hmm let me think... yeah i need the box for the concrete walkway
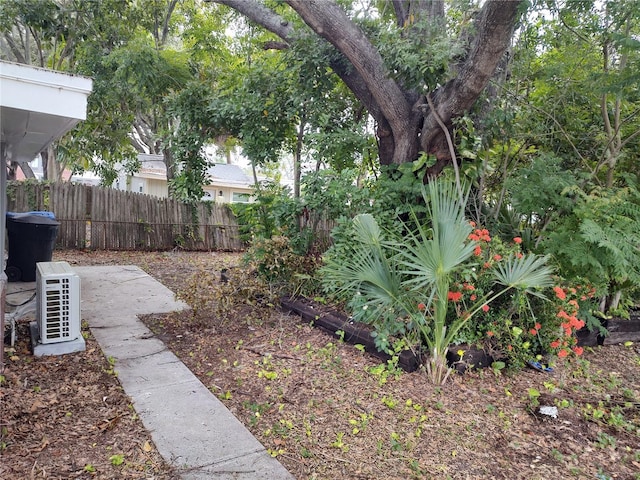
[75,265,294,480]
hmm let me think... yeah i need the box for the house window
[232,192,250,203]
[139,185,143,193]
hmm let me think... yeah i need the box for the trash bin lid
[7,213,60,225]
[7,211,56,220]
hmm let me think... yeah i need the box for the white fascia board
[0,61,93,120]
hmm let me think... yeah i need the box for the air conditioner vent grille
[36,262,80,344]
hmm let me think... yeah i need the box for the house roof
[206,164,252,185]
[134,154,253,187]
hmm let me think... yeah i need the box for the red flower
[469,221,476,228]
[557,349,569,358]
[513,237,522,244]
[486,331,494,337]
[529,328,538,335]
[447,291,463,302]
[516,252,523,259]
[572,346,584,356]
[418,303,426,311]
[550,340,561,348]
[463,283,475,291]
[553,286,566,300]
[493,254,502,261]
[470,294,477,301]
[534,322,541,330]
[474,245,482,256]
[482,304,490,312]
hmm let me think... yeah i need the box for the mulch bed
[2,322,178,479]
[3,249,640,480]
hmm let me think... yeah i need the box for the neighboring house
[201,162,254,203]
[114,153,255,203]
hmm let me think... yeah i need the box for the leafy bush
[321,179,555,384]
[231,180,300,245]
[451,228,598,368]
[243,235,323,298]
[506,157,640,313]
[175,266,277,327]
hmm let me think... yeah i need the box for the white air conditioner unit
[36,261,81,344]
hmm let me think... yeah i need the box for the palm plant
[321,178,555,384]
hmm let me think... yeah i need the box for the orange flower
[572,346,584,356]
[469,221,476,228]
[513,237,522,244]
[493,254,502,261]
[553,286,566,300]
[550,340,561,348]
[482,304,489,312]
[470,294,477,301]
[529,328,538,335]
[535,322,541,330]
[418,303,426,311]
[557,349,569,358]
[474,245,482,256]
[516,252,523,259]
[447,291,463,302]
[486,331,494,337]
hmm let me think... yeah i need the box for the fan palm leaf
[492,254,554,298]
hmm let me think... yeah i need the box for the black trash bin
[5,212,60,282]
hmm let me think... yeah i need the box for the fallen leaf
[40,436,50,450]
[142,441,153,452]
[30,399,46,413]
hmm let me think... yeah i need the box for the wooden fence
[6,182,244,251]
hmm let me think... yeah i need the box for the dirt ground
[2,250,640,480]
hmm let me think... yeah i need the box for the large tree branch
[208,0,388,146]
[211,0,294,41]
[422,1,523,160]
[285,0,417,163]
[3,33,26,63]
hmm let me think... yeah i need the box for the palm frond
[394,179,475,289]
[352,213,384,248]
[492,254,554,298]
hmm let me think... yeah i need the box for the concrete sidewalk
[75,265,294,480]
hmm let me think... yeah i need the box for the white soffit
[0,61,93,162]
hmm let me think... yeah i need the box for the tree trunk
[9,160,36,180]
[293,111,306,199]
[41,145,61,182]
